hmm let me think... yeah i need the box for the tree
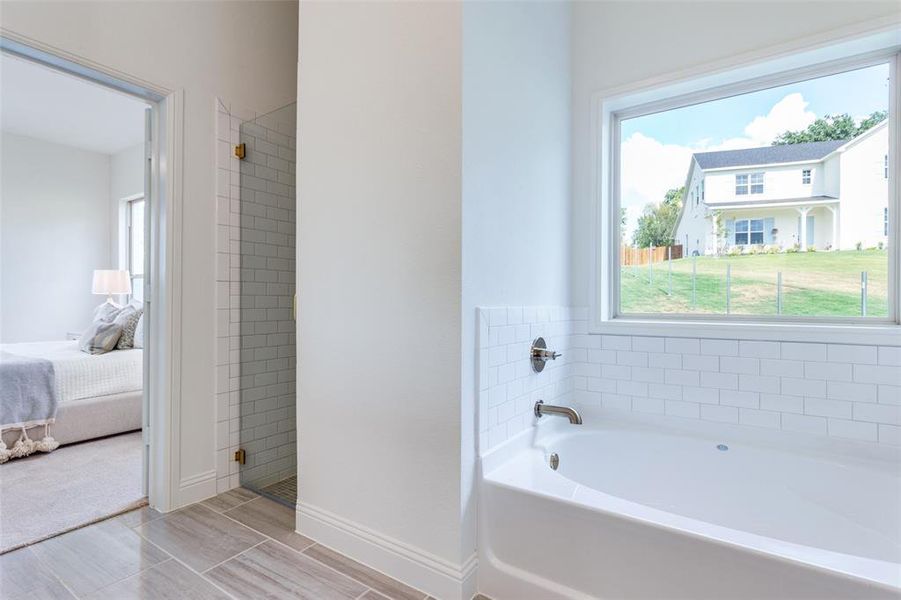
[632,187,683,248]
[772,111,886,145]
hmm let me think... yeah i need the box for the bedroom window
[127,198,145,303]
[598,46,899,341]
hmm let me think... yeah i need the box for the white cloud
[621,93,817,238]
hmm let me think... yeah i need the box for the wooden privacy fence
[621,244,683,266]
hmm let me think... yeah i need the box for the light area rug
[0,431,144,553]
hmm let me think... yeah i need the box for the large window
[127,197,145,303]
[604,49,898,336]
[735,219,765,245]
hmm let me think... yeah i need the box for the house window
[603,49,897,335]
[126,198,145,303]
[750,172,764,194]
[734,219,764,245]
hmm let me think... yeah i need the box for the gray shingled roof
[693,140,846,169]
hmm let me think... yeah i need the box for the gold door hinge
[234,143,246,160]
[234,448,246,465]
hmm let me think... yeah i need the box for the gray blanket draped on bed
[0,351,60,463]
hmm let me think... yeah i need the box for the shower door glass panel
[237,103,297,506]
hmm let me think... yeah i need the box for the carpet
[0,431,144,553]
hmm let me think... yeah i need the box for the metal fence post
[725,264,731,315]
[691,255,697,309]
[667,246,672,296]
[776,272,782,315]
[861,271,868,316]
[648,246,654,285]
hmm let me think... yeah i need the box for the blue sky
[622,63,889,146]
[619,63,890,237]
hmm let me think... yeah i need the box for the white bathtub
[478,409,901,599]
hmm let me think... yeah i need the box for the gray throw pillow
[133,313,145,349]
[79,320,123,355]
[117,307,144,349]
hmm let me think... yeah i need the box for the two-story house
[673,120,888,256]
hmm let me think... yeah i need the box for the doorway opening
[0,44,163,552]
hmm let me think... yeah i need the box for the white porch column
[797,206,811,251]
[825,205,839,250]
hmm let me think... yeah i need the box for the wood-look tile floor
[0,489,448,600]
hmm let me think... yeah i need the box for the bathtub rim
[480,409,901,592]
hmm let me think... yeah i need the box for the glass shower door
[236,103,297,506]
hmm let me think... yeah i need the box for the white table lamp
[92,269,131,307]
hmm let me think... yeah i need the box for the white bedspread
[0,341,141,404]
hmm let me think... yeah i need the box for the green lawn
[621,249,888,317]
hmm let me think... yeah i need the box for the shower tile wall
[238,104,297,491]
[476,306,901,455]
[214,100,297,493]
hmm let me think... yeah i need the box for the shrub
[786,244,800,253]
[727,245,743,256]
[855,241,863,250]
[764,244,779,254]
[807,246,817,252]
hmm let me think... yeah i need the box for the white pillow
[133,313,144,349]
[79,320,123,354]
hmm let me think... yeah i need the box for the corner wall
[296,2,466,596]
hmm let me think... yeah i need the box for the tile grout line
[215,498,421,600]
[35,524,177,600]
[25,546,82,600]
[201,539,268,574]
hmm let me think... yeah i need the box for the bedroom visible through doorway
[0,50,152,552]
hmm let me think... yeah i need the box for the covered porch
[708,196,840,253]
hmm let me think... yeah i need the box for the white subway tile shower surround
[477,307,577,452]
[477,306,901,454]
[215,100,297,493]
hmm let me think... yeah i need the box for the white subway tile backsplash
[700,339,738,356]
[827,344,877,365]
[739,341,781,359]
[477,306,901,453]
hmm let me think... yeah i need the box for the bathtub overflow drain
[549,453,559,470]
[716,444,729,451]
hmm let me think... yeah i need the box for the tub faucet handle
[531,337,561,373]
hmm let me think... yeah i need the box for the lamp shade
[92,270,132,295]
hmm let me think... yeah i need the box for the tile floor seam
[75,557,175,600]
[300,543,430,600]
[160,552,244,600]
[24,546,81,600]
[201,539,269,575]
[217,502,415,600]
[33,528,174,600]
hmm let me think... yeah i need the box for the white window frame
[750,172,764,194]
[802,168,812,184]
[735,174,749,195]
[734,218,765,246]
[591,34,901,345]
[125,196,145,301]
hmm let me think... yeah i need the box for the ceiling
[1,53,148,154]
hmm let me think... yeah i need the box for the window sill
[591,316,901,346]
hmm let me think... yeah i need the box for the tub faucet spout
[534,400,582,424]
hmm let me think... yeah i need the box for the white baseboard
[297,501,478,600]
[174,469,218,508]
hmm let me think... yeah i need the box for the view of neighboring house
[673,120,888,256]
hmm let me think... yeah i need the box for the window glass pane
[130,199,145,277]
[618,62,890,318]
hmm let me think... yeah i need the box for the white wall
[0,0,298,505]
[571,0,901,306]
[296,0,464,578]
[0,132,112,343]
[462,0,572,563]
[839,124,890,249]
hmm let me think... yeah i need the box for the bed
[0,340,142,450]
